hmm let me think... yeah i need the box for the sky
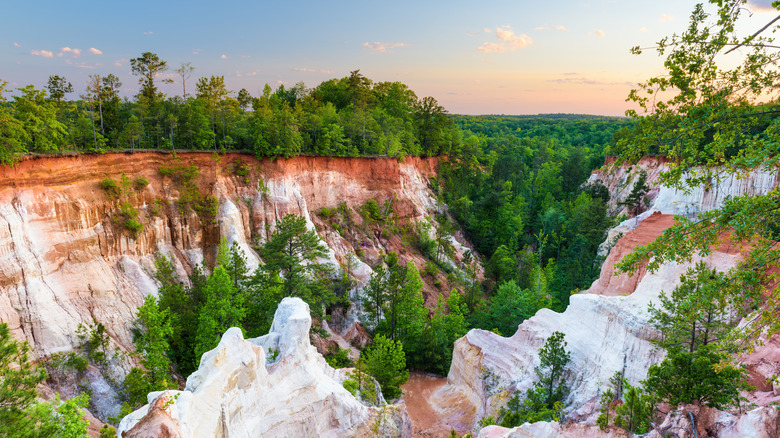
[1,0,777,116]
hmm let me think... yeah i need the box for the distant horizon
[2,1,776,116]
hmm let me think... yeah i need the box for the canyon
[1,152,779,437]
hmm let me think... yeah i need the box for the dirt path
[402,372,466,438]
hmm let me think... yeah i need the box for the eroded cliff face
[0,152,456,423]
[436,157,780,434]
[118,297,412,438]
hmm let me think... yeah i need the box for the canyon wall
[0,152,454,423]
[436,157,780,434]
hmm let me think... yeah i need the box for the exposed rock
[0,152,451,417]
[477,423,630,438]
[648,403,780,438]
[118,297,412,437]
[436,158,780,433]
[121,393,183,438]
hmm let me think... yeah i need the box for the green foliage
[324,346,354,369]
[0,323,90,437]
[194,265,246,360]
[644,345,751,410]
[99,177,121,199]
[75,321,110,369]
[363,334,409,399]
[613,383,653,435]
[614,0,780,354]
[133,176,150,190]
[617,170,649,218]
[500,331,570,427]
[255,214,336,316]
[472,281,537,337]
[343,357,378,405]
[99,425,116,438]
[0,323,48,433]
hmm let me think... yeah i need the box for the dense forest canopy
[0,65,459,164]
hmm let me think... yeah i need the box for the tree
[0,81,28,165]
[500,331,570,427]
[46,75,73,102]
[363,334,409,399]
[130,52,168,102]
[644,345,750,410]
[0,323,47,432]
[132,295,175,398]
[614,0,780,351]
[613,383,653,434]
[194,265,247,360]
[475,281,536,336]
[12,85,67,152]
[648,262,738,353]
[175,62,194,98]
[617,170,649,218]
[257,214,335,312]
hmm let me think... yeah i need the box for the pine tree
[194,265,246,360]
[363,334,409,399]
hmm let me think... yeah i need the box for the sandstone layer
[0,152,450,419]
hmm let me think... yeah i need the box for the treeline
[438,115,631,334]
[0,52,459,165]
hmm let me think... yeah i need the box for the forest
[6,0,780,431]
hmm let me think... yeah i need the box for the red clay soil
[0,151,438,190]
[587,212,677,296]
[402,372,456,438]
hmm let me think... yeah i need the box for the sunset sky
[2,0,777,116]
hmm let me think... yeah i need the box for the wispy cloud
[61,47,82,57]
[293,67,335,74]
[477,42,506,53]
[193,49,201,55]
[659,14,674,22]
[221,54,227,59]
[363,42,408,53]
[478,25,532,53]
[536,25,568,32]
[548,76,633,86]
[13,42,21,48]
[88,47,102,55]
[144,31,154,35]
[30,49,53,58]
[592,29,605,37]
[236,71,258,78]
[240,54,251,59]
[114,58,127,67]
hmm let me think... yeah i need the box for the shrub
[133,176,149,190]
[99,177,120,199]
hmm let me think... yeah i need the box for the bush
[325,346,354,369]
[133,176,149,190]
[99,177,120,199]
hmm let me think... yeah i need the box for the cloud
[496,26,532,48]
[193,49,201,55]
[221,54,227,59]
[61,47,82,57]
[659,14,674,22]
[88,47,102,55]
[484,28,491,33]
[246,71,257,76]
[477,42,506,53]
[478,25,532,53]
[536,25,568,32]
[593,29,605,37]
[240,54,251,58]
[320,69,334,74]
[363,42,407,52]
[30,49,53,58]
[548,76,633,86]
[640,27,648,32]
[144,31,154,35]
[13,42,21,48]
[293,67,317,73]
[114,58,127,67]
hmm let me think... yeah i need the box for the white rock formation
[118,297,412,438]
[436,157,780,432]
